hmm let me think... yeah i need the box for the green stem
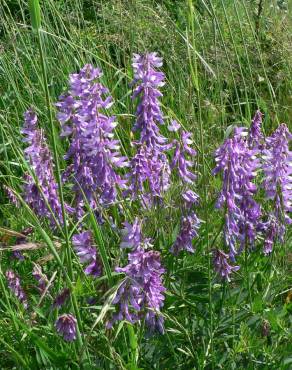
[186,1,213,367]
[127,324,138,369]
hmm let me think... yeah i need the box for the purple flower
[171,131,197,184]
[53,288,70,308]
[262,124,292,221]
[3,185,20,207]
[213,249,240,281]
[55,314,77,341]
[167,120,181,132]
[127,144,171,200]
[108,220,165,333]
[56,64,128,215]
[213,134,261,260]
[5,269,28,308]
[120,218,142,249]
[170,212,200,255]
[127,53,171,202]
[182,190,199,207]
[72,231,102,277]
[32,264,48,293]
[21,109,71,226]
[248,110,264,150]
[132,53,166,148]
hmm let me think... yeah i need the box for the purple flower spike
[170,212,201,255]
[171,131,197,184]
[132,53,166,148]
[261,124,292,250]
[21,109,71,226]
[110,247,166,333]
[248,110,264,150]
[213,249,240,281]
[57,64,128,215]
[127,144,171,200]
[263,124,292,217]
[6,269,28,308]
[72,231,102,277]
[127,53,171,202]
[108,221,166,333]
[55,314,77,342]
[213,134,261,260]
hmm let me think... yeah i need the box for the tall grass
[0,0,291,368]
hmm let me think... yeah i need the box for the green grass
[0,0,291,369]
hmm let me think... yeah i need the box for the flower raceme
[128,53,171,201]
[213,133,261,260]
[108,219,166,333]
[170,212,201,255]
[21,109,70,225]
[56,64,128,216]
[132,52,166,148]
[262,124,292,251]
[6,269,28,309]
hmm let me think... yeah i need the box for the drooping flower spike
[171,130,197,184]
[262,124,292,220]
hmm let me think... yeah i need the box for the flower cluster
[72,230,102,277]
[170,124,200,255]
[108,220,165,333]
[213,134,261,260]
[132,53,166,148]
[126,145,171,201]
[170,213,200,255]
[262,124,292,251]
[248,110,264,150]
[5,269,28,308]
[171,130,197,184]
[21,109,69,225]
[55,314,77,341]
[128,53,171,201]
[263,124,292,218]
[213,249,240,281]
[56,64,128,216]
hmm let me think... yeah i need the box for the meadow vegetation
[0,1,291,369]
